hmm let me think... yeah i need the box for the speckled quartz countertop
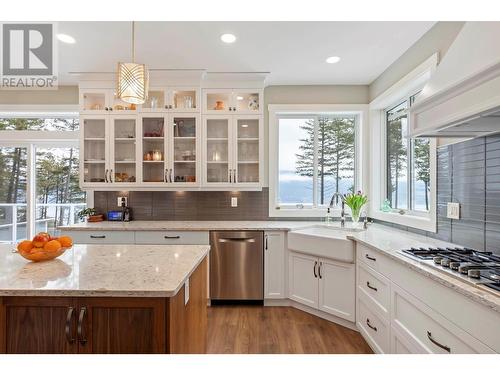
[0,244,209,297]
[347,226,500,313]
[58,220,316,232]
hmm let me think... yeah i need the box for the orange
[17,240,33,253]
[44,240,62,253]
[58,236,73,248]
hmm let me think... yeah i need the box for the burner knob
[449,262,461,271]
[458,263,473,274]
[441,258,451,267]
[467,269,481,279]
[433,256,443,265]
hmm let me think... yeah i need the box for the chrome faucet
[329,192,345,228]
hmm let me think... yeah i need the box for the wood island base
[0,257,207,354]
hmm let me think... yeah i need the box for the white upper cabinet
[139,113,200,186]
[140,87,199,112]
[203,89,263,114]
[80,88,138,114]
[202,115,262,188]
[80,114,139,188]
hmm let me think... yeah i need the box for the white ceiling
[57,21,435,85]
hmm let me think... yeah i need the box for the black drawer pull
[90,235,106,239]
[365,254,376,261]
[366,281,378,291]
[427,331,451,353]
[164,235,181,239]
[366,318,377,332]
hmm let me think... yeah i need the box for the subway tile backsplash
[93,135,500,254]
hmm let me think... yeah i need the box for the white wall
[0,86,79,105]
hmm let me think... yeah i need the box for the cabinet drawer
[357,294,390,353]
[134,231,209,245]
[357,243,391,275]
[67,230,135,244]
[391,284,494,354]
[357,262,391,318]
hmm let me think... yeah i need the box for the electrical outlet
[117,196,128,207]
[231,197,238,207]
[447,202,460,219]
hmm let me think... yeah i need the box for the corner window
[276,114,357,210]
[385,93,430,213]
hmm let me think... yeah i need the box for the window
[274,112,357,213]
[385,92,430,213]
[0,115,85,243]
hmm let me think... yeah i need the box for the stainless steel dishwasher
[210,231,264,302]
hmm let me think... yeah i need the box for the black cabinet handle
[164,235,181,239]
[164,168,168,183]
[318,262,323,279]
[104,169,109,183]
[90,235,106,239]
[365,254,376,261]
[366,318,377,332]
[77,307,87,345]
[427,331,451,353]
[366,281,378,291]
[110,169,113,183]
[65,307,76,344]
[313,261,318,278]
[265,235,268,250]
[105,107,109,111]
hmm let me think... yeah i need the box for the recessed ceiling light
[236,96,244,100]
[326,56,341,64]
[57,33,76,44]
[241,124,249,128]
[220,33,236,44]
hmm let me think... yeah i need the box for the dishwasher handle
[218,237,256,243]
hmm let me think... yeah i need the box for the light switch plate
[117,197,128,207]
[184,278,190,305]
[447,202,460,219]
[231,197,238,207]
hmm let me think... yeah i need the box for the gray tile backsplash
[92,134,500,254]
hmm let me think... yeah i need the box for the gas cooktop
[400,247,500,295]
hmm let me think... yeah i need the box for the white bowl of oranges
[15,232,73,262]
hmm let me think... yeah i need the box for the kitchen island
[0,244,209,354]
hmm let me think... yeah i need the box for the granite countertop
[0,244,209,297]
[347,226,500,313]
[58,220,317,231]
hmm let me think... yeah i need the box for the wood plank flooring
[207,306,373,354]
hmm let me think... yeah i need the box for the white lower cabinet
[391,283,494,354]
[264,231,286,299]
[288,251,355,322]
[355,243,497,354]
[318,259,355,322]
[288,252,319,308]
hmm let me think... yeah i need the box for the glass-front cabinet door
[235,117,261,184]
[171,88,198,112]
[170,115,198,184]
[141,89,168,112]
[233,90,262,114]
[81,116,109,185]
[110,116,138,184]
[80,89,138,114]
[203,89,233,114]
[204,116,232,184]
[140,115,167,184]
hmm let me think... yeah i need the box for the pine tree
[413,138,430,210]
[387,116,408,208]
[295,117,355,205]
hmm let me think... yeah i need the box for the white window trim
[369,53,438,232]
[268,104,368,218]
[0,111,86,240]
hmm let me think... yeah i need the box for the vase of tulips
[344,191,368,228]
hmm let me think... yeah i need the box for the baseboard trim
[263,298,358,331]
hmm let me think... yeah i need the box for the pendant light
[117,21,149,104]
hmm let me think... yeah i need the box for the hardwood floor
[207,306,373,354]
